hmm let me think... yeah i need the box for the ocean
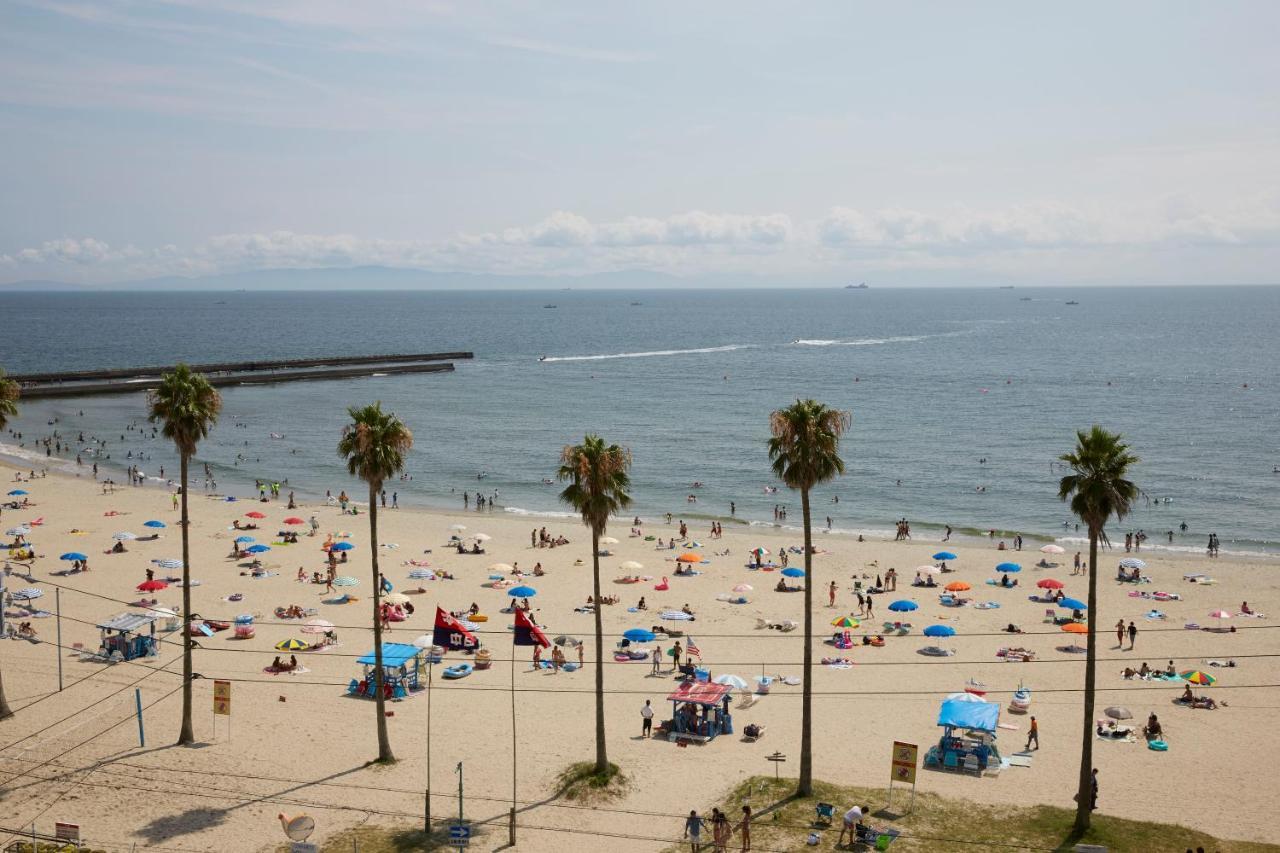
[2,285,1277,556]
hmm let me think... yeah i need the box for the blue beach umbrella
[508,585,538,598]
[246,544,271,553]
[888,600,919,612]
[923,624,955,638]
[933,552,957,561]
[60,552,88,561]
[781,567,805,578]
[996,562,1022,573]
[331,541,355,552]
[1058,597,1087,611]
[143,520,166,529]
[624,628,656,643]
[234,535,255,544]
[7,489,29,496]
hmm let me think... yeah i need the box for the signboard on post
[449,821,471,848]
[888,741,919,813]
[55,823,80,844]
[213,680,231,715]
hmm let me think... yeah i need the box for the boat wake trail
[540,344,752,362]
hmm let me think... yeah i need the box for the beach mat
[1006,753,1034,768]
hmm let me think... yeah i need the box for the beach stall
[666,681,733,742]
[924,698,1002,774]
[95,612,159,661]
[349,642,426,700]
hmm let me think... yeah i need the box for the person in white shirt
[641,699,655,738]
[837,804,868,847]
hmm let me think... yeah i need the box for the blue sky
[2,1,1278,285]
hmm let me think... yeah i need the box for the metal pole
[135,688,145,746]
[55,588,64,691]
[510,636,518,846]
[457,761,463,826]
[425,658,432,835]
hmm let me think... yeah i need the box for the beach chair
[943,751,960,770]
[814,802,835,826]
[1043,608,1055,623]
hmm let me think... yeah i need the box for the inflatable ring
[1147,739,1168,751]
[469,614,489,622]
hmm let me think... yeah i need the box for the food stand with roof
[666,681,733,742]
[348,642,426,700]
[95,613,159,661]
[924,698,1003,774]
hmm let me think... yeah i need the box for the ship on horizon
[844,282,869,289]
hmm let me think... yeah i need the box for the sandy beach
[1,461,1277,851]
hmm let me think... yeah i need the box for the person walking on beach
[641,699,654,737]
[1127,621,1138,650]
[828,580,838,607]
[1025,716,1039,750]
[738,804,752,852]
[1073,552,1081,575]
[684,810,706,852]
[652,643,662,675]
[864,594,874,619]
[1116,619,1125,648]
[712,808,730,852]
[1090,768,1098,810]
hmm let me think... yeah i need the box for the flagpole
[510,629,518,846]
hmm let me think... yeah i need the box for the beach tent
[350,642,427,699]
[666,681,734,741]
[937,698,999,732]
[95,612,159,661]
[928,698,1002,774]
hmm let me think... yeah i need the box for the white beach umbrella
[412,635,435,649]
[916,565,941,575]
[153,558,184,569]
[599,536,619,545]
[488,563,514,573]
[383,593,410,605]
[620,561,644,571]
[113,531,138,541]
[733,583,754,593]
[473,533,492,542]
[713,674,749,690]
[5,526,30,536]
[1040,544,1066,554]
[449,524,467,532]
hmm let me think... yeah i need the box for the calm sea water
[2,286,1278,556]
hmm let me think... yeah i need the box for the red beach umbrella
[1037,579,1065,589]
[283,517,305,525]
[245,511,266,519]
[137,579,169,592]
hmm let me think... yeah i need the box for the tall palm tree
[1059,426,1138,831]
[558,434,632,774]
[0,367,18,720]
[148,364,221,746]
[768,400,851,798]
[339,402,413,764]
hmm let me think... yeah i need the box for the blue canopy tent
[349,642,426,700]
[926,699,1003,774]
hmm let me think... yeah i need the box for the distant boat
[630,302,642,306]
[1019,297,1032,301]
[1065,301,1079,306]
[999,286,1015,290]
[844,283,869,289]
[543,304,557,309]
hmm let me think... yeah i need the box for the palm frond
[146,364,222,457]
[337,402,413,490]
[767,399,851,492]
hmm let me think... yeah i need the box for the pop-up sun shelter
[96,612,159,661]
[666,681,733,742]
[925,698,1002,773]
[349,642,426,700]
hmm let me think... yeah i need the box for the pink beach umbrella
[1208,609,1232,630]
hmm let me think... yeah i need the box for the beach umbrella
[137,580,168,592]
[473,533,492,542]
[831,615,860,628]
[60,552,88,561]
[143,520,166,529]
[245,511,266,519]
[301,619,334,634]
[412,635,435,649]
[12,587,43,601]
[1181,670,1216,686]
[331,541,354,552]
[153,558,183,569]
[554,635,582,647]
[275,638,307,651]
[751,547,770,556]
[623,628,656,643]
[508,585,538,598]
[449,524,467,532]
[7,489,28,496]
[1060,622,1087,634]
[933,552,957,561]
[113,531,137,541]
[488,563,514,573]
[1058,597,1087,611]
[234,535,256,544]
[733,583,754,593]
[1105,706,1133,720]
[916,565,941,575]
[599,536,619,545]
[996,562,1022,573]
[888,600,918,612]
[713,673,749,690]
[1118,558,1146,570]
[284,517,305,525]
[1209,609,1232,629]
[944,581,970,592]
[331,576,359,587]
[246,544,271,553]
[620,561,644,571]
[383,593,410,605]
[4,527,30,536]
[923,625,955,638]
[781,567,805,578]
[944,692,985,703]
[1036,578,1065,589]
[147,606,177,618]
[676,553,702,563]
[408,569,434,579]
[1040,544,1066,554]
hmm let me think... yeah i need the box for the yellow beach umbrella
[275,638,307,651]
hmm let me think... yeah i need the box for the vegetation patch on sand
[555,760,629,802]
[671,776,1280,852]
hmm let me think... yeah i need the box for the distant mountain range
[0,266,713,292]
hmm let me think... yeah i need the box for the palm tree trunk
[796,487,814,798]
[370,484,394,763]
[177,453,194,745]
[1074,529,1100,830]
[591,529,608,773]
[0,663,13,719]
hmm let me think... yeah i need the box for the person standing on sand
[684,810,706,852]
[1091,768,1098,810]
[828,580,838,607]
[1116,619,1125,648]
[1073,552,1081,575]
[641,699,654,737]
[738,804,752,852]
[1025,716,1039,750]
[1127,621,1138,650]
[652,644,662,675]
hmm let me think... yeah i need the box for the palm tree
[339,402,413,764]
[768,400,851,798]
[1059,426,1138,831]
[558,434,632,774]
[148,364,222,746]
[0,368,18,720]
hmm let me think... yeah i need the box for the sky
[2,1,1279,287]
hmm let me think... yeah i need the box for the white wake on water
[540,344,751,362]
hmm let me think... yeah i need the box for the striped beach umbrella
[331,576,359,587]
[408,569,434,579]
[12,587,43,600]
[153,558,184,569]
[1181,670,1216,686]
[113,531,137,541]
[831,615,860,628]
[275,638,308,651]
[1118,558,1146,570]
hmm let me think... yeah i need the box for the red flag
[513,607,549,648]
[433,606,478,651]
